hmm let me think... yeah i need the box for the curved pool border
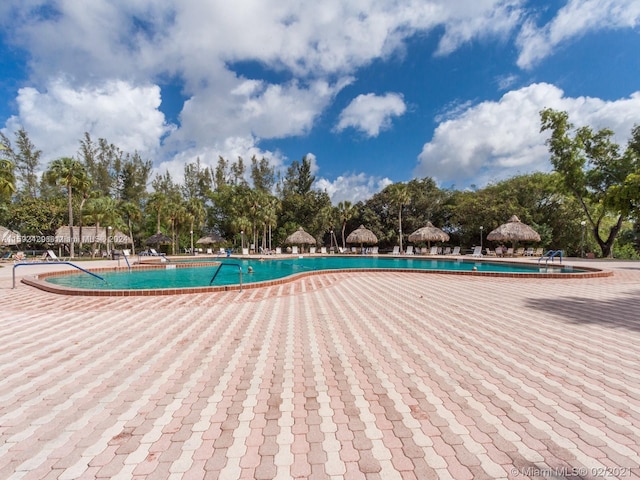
[21,257,612,296]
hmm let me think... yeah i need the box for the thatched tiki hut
[408,222,450,249]
[0,226,21,246]
[145,232,172,252]
[487,215,541,247]
[346,225,378,252]
[285,227,316,252]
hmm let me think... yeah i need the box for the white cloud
[2,78,173,165]
[335,93,406,137]
[2,0,639,195]
[316,172,392,204]
[435,0,524,56]
[414,83,640,187]
[517,0,640,69]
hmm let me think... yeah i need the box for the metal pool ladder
[537,250,563,266]
[209,262,243,290]
[13,261,107,289]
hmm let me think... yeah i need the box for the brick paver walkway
[1,260,639,479]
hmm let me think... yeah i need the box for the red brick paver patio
[1,260,639,479]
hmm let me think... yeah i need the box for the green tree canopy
[540,108,640,257]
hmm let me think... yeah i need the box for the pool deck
[1,256,639,479]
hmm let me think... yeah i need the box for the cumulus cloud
[517,0,640,69]
[3,78,173,165]
[1,0,639,197]
[316,172,393,203]
[414,83,640,187]
[335,93,406,137]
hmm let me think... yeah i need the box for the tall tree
[250,155,276,193]
[1,128,41,198]
[117,152,152,204]
[0,145,15,202]
[45,157,88,258]
[540,108,640,257]
[386,183,411,252]
[119,201,142,254]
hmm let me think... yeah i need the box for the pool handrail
[210,262,243,289]
[538,250,563,266]
[13,261,106,289]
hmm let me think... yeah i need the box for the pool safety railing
[13,261,107,289]
[122,254,131,271]
[538,250,563,266]
[210,262,243,289]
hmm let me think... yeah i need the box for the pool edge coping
[21,259,613,296]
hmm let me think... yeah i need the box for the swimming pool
[27,255,607,296]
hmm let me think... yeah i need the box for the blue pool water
[46,256,581,290]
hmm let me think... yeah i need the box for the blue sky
[1,1,639,203]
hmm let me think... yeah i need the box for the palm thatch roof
[486,215,541,243]
[196,233,225,244]
[0,226,21,245]
[54,226,132,244]
[346,225,378,245]
[285,227,316,245]
[408,222,450,243]
[145,232,172,246]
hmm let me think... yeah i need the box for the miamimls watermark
[7,235,131,244]
[510,466,634,477]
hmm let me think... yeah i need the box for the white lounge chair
[320,247,327,254]
[451,246,461,255]
[46,250,60,261]
[309,247,316,254]
[471,246,483,257]
[390,246,400,255]
[292,246,298,254]
[371,246,379,255]
[242,248,249,255]
[405,246,414,255]
[429,246,438,255]
[275,247,282,254]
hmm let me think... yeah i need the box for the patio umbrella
[346,225,378,250]
[487,215,541,245]
[0,226,21,245]
[145,232,172,247]
[408,222,450,248]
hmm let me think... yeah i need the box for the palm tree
[186,198,206,254]
[45,157,88,258]
[119,201,142,254]
[262,195,280,251]
[85,196,120,257]
[387,183,411,252]
[337,201,356,250]
[146,191,168,235]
